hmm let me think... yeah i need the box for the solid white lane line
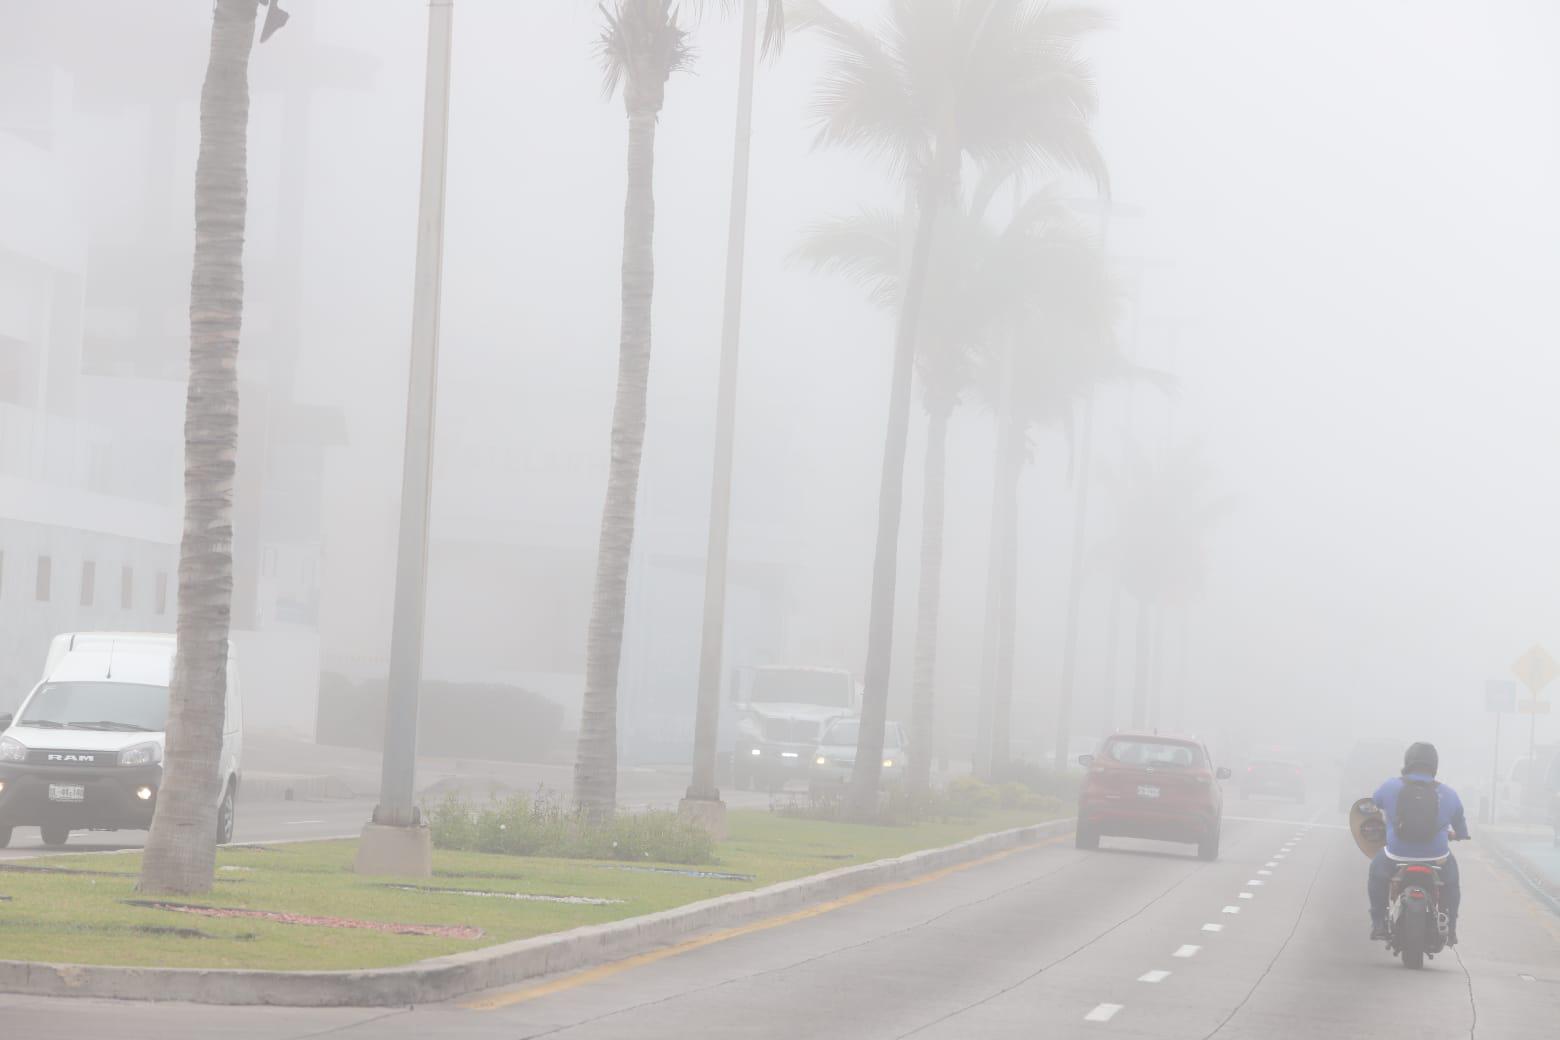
[1085,1003,1124,1023]
[1138,970,1171,983]
[282,820,327,825]
[1202,923,1224,933]
[1173,944,1201,958]
[1222,906,1241,914]
[1238,892,1254,900]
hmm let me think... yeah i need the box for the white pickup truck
[726,665,860,792]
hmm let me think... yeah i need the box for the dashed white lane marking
[1202,923,1224,933]
[282,820,326,825]
[1238,892,1254,900]
[1246,880,1265,886]
[1085,1003,1124,1023]
[1173,945,1202,958]
[1265,861,1277,867]
[1258,869,1273,876]
[1519,974,1536,982]
[1222,905,1241,914]
[1138,970,1171,983]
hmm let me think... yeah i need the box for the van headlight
[119,742,162,767]
[0,736,26,763]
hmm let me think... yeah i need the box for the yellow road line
[465,836,1064,1011]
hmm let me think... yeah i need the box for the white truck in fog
[0,633,242,849]
[726,665,859,791]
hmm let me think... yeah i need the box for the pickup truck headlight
[118,742,162,767]
[0,736,26,763]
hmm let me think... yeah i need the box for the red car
[1075,733,1231,860]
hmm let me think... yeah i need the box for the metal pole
[1491,709,1500,825]
[372,0,454,829]
[687,0,759,806]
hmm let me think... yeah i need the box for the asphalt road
[3,795,1558,1037]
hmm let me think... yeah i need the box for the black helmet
[1403,742,1439,777]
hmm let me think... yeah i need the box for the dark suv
[1075,733,1231,861]
[1240,759,1306,803]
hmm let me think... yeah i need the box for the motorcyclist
[1368,741,1469,944]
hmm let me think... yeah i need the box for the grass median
[0,807,1061,971]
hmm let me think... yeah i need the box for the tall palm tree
[796,183,1075,794]
[971,201,1123,776]
[139,0,263,897]
[687,0,786,816]
[575,0,690,817]
[1094,444,1228,728]
[799,0,1108,816]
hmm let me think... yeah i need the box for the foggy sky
[20,0,1560,776]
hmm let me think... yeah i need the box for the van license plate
[1137,785,1160,799]
[48,785,85,803]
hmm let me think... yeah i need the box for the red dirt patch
[126,901,482,939]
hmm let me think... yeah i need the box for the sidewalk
[1483,820,1560,909]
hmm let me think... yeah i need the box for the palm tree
[575,0,690,818]
[687,0,787,819]
[795,201,984,797]
[1094,444,1228,727]
[799,0,1108,816]
[139,0,263,897]
[971,199,1123,776]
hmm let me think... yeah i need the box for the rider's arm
[1449,791,1471,841]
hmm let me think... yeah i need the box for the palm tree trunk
[848,174,942,818]
[575,102,660,818]
[908,404,950,797]
[1130,596,1150,728]
[990,430,1020,777]
[138,0,259,897]
[1101,581,1122,732]
[687,0,760,806]
[1053,397,1095,769]
[975,333,1017,781]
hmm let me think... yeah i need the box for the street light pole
[682,0,760,837]
[356,0,454,877]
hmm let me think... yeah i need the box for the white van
[0,633,242,849]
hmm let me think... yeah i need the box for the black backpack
[1395,778,1441,842]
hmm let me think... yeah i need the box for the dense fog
[6,0,1560,795]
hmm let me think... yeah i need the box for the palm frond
[795,0,922,179]
[792,208,904,309]
[597,0,692,106]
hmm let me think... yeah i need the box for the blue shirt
[1372,773,1469,860]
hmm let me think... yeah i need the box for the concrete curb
[1481,826,1560,915]
[0,816,1075,1007]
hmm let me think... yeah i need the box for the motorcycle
[1349,798,1465,969]
[1385,857,1448,969]
[1384,833,1471,969]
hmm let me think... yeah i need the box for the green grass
[0,808,1056,971]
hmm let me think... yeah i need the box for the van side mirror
[1077,754,1094,767]
[1215,766,1232,780]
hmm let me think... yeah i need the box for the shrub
[947,775,999,813]
[427,792,714,865]
[993,759,1080,802]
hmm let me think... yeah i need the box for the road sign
[1485,680,1517,713]
[1518,699,1552,715]
[1511,645,1558,696]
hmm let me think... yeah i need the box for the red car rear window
[1102,739,1205,769]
